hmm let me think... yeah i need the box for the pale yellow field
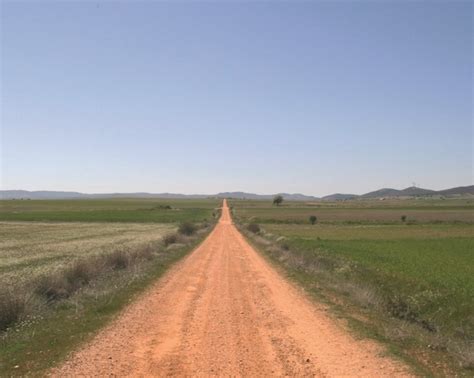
[0,222,175,286]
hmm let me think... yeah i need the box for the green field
[0,198,219,223]
[232,198,474,224]
[231,198,474,373]
[287,236,473,331]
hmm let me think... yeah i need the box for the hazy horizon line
[2,183,473,198]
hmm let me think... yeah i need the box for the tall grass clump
[163,233,179,246]
[178,221,196,236]
[104,250,130,270]
[64,260,97,287]
[0,290,26,332]
[35,275,72,302]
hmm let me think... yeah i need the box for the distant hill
[360,188,404,198]
[437,185,474,196]
[214,192,272,200]
[215,192,319,201]
[280,193,320,201]
[360,186,437,199]
[1,185,472,201]
[400,186,437,196]
[0,190,89,199]
[0,190,209,200]
[323,185,473,200]
[321,193,358,201]
[0,190,317,201]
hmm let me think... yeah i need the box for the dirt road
[55,200,410,376]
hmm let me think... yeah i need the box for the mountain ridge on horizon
[1,185,473,201]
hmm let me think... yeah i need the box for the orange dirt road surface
[54,200,411,377]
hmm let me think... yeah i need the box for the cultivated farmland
[0,198,219,375]
[0,222,175,287]
[233,198,473,224]
[231,198,474,374]
[0,198,218,223]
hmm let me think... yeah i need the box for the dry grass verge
[0,291,27,332]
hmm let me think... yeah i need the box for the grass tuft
[0,290,26,332]
[34,275,72,302]
[163,233,179,246]
[247,223,260,234]
[178,222,196,236]
[64,261,97,288]
[104,250,130,270]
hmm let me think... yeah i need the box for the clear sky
[1,1,472,196]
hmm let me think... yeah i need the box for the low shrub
[135,244,155,261]
[163,233,178,246]
[151,205,172,210]
[281,243,290,251]
[247,223,261,234]
[178,222,196,236]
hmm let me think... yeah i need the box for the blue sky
[1,1,472,196]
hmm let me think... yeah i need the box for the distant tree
[401,215,407,222]
[273,195,284,206]
[309,215,317,225]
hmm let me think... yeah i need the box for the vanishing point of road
[55,200,410,377]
